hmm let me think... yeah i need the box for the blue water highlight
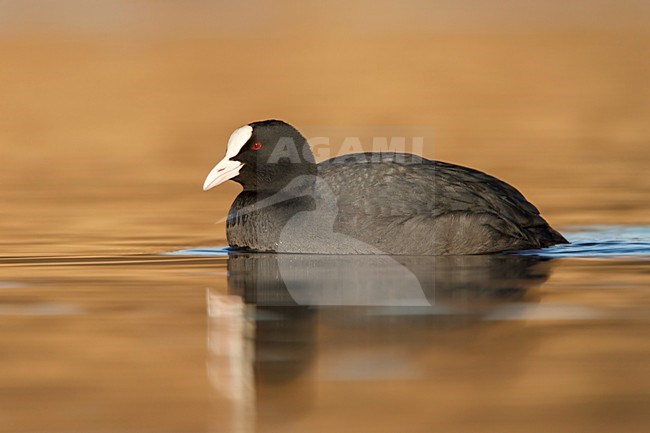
[170,225,650,259]
[517,225,650,258]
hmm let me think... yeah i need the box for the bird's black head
[203,120,317,193]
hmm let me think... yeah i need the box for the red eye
[251,141,262,151]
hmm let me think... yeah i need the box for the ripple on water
[166,247,231,257]
[518,225,650,258]
[172,226,650,259]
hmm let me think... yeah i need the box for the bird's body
[204,120,568,255]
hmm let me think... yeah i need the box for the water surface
[1,226,649,433]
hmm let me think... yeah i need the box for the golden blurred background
[1,5,650,433]
[1,1,649,256]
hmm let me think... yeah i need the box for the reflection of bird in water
[206,291,316,432]
[207,253,555,431]
[227,252,552,309]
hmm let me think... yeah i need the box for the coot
[203,120,567,255]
